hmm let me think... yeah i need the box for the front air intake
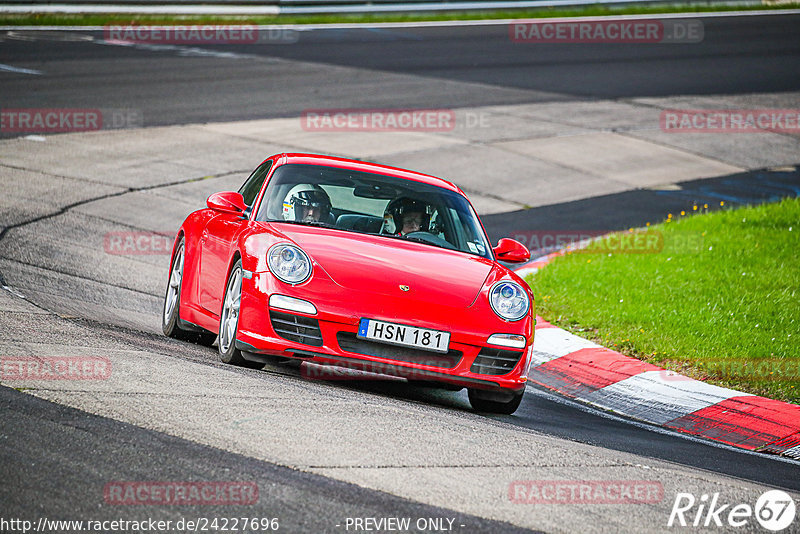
[269,310,323,347]
[470,347,524,376]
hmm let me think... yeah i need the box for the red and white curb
[516,254,800,459]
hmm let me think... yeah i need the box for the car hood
[272,224,494,308]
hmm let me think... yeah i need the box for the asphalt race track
[2,13,800,127]
[1,12,800,534]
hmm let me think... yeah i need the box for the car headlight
[489,281,529,321]
[267,243,312,285]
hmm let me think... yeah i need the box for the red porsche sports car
[163,153,535,414]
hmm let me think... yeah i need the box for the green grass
[528,198,800,404]
[2,3,799,26]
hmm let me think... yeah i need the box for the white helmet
[282,184,332,222]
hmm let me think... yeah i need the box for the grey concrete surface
[2,16,800,531]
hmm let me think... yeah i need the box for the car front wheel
[468,388,524,415]
[218,259,263,369]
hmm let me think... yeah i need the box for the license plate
[357,318,450,354]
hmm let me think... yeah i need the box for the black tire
[468,388,524,415]
[218,259,263,369]
[162,238,217,346]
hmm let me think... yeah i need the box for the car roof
[274,153,464,195]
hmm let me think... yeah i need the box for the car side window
[239,160,272,208]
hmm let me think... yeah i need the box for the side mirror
[207,191,248,214]
[493,238,531,263]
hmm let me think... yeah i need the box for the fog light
[487,334,526,349]
[269,294,317,315]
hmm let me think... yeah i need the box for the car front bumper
[235,272,534,393]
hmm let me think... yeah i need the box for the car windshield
[256,163,492,259]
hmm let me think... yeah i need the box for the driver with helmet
[382,197,430,236]
[282,184,332,223]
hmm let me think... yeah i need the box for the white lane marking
[0,5,280,15]
[0,64,42,75]
[1,285,28,299]
[95,39,263,60]
[579,370,752,425]
[4,30,93,42]
[783,444,800,458]
[6,27,271,61]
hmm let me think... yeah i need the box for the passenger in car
[400,211,424,235]
[382,197,431,236]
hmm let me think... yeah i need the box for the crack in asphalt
[0,166,248,245]
[0,168,252,308]
[0,161,131,187]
